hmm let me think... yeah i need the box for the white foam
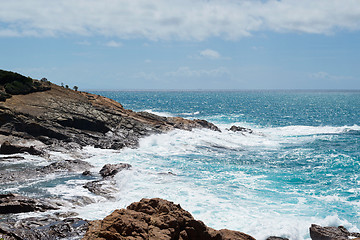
[141,109,174,117]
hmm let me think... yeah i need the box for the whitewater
[2,90,360,240]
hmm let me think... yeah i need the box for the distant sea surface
[4,90,360,240]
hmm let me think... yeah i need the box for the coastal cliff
[0,70,219,150]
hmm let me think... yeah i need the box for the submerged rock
[227,125,253,134]
[309,224,360,240]
[83,163,132,198]
[83,198,255,240]
[0,216,88,240]
[99,163,132,178]
[0,193,59,214]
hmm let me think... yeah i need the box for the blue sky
[0,0,360,90]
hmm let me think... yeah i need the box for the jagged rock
[309,224,360,240]
[39,159,93,173]
[228,125,253,134]
[0,140,43,155]
[99,163,132,178]
[83,179,117,198]
[0,216,88,240]
[0,193,59,214]
[0,75,221,150]
[83,163,131,198]
[82,198,255,240]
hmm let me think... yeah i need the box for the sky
[0,0,360,90]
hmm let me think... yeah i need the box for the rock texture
[0,140,43,155]
[227,125,253,134]
[0,193,59,214]
[309,224,360,240]
[0,74,219,150]
[84,163,132,198]
[0,216,88,240]
[82,198,255,240]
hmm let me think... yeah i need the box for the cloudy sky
[1,0,360,90]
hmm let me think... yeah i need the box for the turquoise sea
[92,90,360,239]
[3,90,360,240]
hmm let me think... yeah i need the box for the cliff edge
[0,70,219,150]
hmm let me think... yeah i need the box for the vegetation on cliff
[0,69,51,101]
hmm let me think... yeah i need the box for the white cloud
[0,0,360,40]
[104,40,122,47]
[200,49,220,59]
[310,71,354,81]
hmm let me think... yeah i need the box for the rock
[228,125,253,134]
[83,179,117,199]
[83,198,255,240]
[0,72,221,151]
[99,163,132,178]
[0,193,59,214]
[0,216,88,240]
[82,170,92,176]
[0,141,43,155]
[39,159,93,173]
[309,224,360,240]
[83,163,131,198]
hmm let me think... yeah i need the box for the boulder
[83,198,255,240]
[99,163,132,178]
[0,141,43,155]
[0,193,59,214]
[309,224,360,240]
[228,126,253,134]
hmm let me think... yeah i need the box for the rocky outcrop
[82,198,255,240]
[39,159,93,173]
[309,224,360,240]
[0,193,59,214]
[227,125,253,134]
[0,71,220,150]
[0,216,88,240]
[84,163,132,198]
[99,163,132,178]
[0,140,43,155]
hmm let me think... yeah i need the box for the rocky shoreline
[0,70,359,239]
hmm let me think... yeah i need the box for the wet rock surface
[0,193,59,214]
[0,159,93,184]
[227,125,253,134]
[309,224,360,240]
[39,159,93,173]
[83,163,132,198]
[0,140,44,155]
[0,216,88,240]
[83,198,255,240]
[99,163,131,178]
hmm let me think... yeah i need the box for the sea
[2,90,360,240]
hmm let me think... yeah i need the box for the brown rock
[82,198,255,240]
[0,77,220,150]
[309,224,360,240]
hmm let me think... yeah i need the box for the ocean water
[2,90,360,240]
